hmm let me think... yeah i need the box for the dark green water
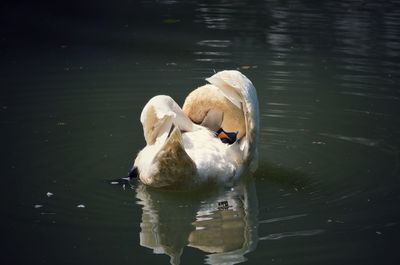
[2,1,400,264]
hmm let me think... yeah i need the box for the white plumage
[132,70,259,188]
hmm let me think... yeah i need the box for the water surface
[2,0,400,264]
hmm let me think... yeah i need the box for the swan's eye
[216,128,238,144]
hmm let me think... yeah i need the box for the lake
[2,0,400,264]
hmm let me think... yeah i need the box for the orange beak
[217,131,230,141]
[216,128,238,144]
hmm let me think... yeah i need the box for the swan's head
[183,70,260,171]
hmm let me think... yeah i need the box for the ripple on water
[259,229,325,241]
[259,213,308,224]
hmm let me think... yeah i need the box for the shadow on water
[256,162,310,189]
[135,178,259,265]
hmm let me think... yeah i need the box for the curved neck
[206,70,260,170]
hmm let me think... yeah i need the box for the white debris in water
[110,181,119,185]
[46,192,54,197]
[77,204,86,208]
[376,231,382,235]
[34,204,43,208]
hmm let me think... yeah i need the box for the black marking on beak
[216,128,238,145]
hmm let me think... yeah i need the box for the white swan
[131,70,259,188]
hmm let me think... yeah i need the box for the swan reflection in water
[135,178,259,265]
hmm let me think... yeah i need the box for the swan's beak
[216,128,238,144]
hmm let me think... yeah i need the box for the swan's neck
[206,70,260,170]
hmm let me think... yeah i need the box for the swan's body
[132,70,259,188]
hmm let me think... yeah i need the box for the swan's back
[182,129,242,185]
